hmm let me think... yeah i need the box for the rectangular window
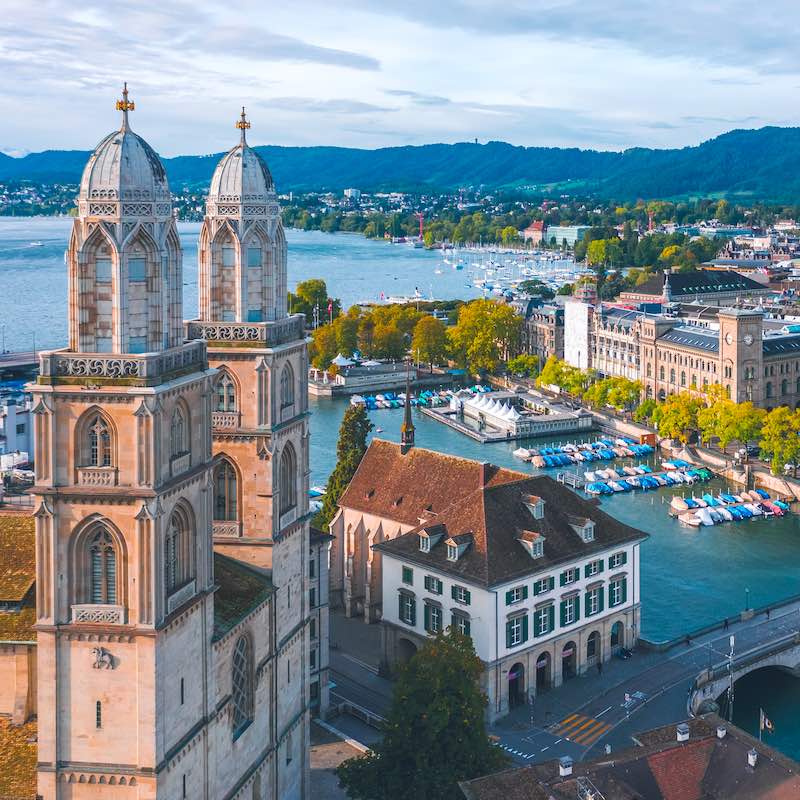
[506,585,528,605]
[399,593,416,626]
[531,539,544,558]
[222,246,235,267]
[424,575,443,595]
[402,566,413,585]
[419,536,430,553]
[309,558,316,579]
[129,335,148,354]
[309,618,317,640]
[180,677,184,705]
[310,681,320,702]
[451,585,471,605]
[452,613,471,637]
[309,587,316,608]
[183,775,186,799]
[15,423,25,435]
[561,596,580,627]
[585,588,601,617]
[585,559,604,577]
[96,700,102,729]
[447,544,458,561]
[247,309,263,322]
[533,576,554,596]
[424,603,442,634]
[95,257,112,282]
[534,605,554,637]
[610,551,628,569]
[310,649,317,670]
[609,577,627,607]
[247,247,261,268]
[128,257,146,282]
[506,615,528,648]
[560,567,579,586]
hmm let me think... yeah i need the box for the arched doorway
[561,642,577,681]
[586,631,601,666]
[611,621,624,654]
[535,652,551,693]
[508,662,525,709]
[397,638,417,665]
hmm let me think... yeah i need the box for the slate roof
[338,440,525,527]
[630,270,766,298]
[460,715,800,800]
[762,334,800,356]
[659,326,720,353]
[373,469,647,588]
[213,553,274,641]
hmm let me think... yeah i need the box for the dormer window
[531,539,544,558]
[447,544,458,561]
[524,495,545,520]
[419,536,430,553]
[581,522,595,543]
[517,530,544,560]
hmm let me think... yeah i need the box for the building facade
[28,91,309,799]
[374,472,645,723]
[0,398,32,457]
[523,304,564,365]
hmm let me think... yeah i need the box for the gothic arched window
[171,405,188,457]
[214,460,238,521]
[231,635,253,736]
[87,414,112,467]
[216,373,237,412]
[89,527,117,604]
[280,363,294,409]
[279,444,297,515]
[164,508,193,596]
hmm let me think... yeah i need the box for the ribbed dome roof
[209,142,274,201]
[79,127,170,203]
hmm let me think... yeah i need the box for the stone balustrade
[213,521,242,538]
[39,340,207,385]
[71,604,126,625]
[77,466,118,487]
[212,411,240,430]
[185,315,305,348]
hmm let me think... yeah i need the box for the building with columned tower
[27,88,309,799]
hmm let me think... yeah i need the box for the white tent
[332,353,354,367]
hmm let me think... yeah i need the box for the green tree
[373,322,406,361]
[411,315,449,372]
[517,279,555,301]
[732,402,765,456]
[336,632,507,800]
[448,299,520,374]
[316,405,374,529]
[506,353,540,377]
[632,397,657,422]
[500,225,519,245]
[310,324,338,369]
[652,393,701,443]
[586,239,607,266]
[759,407,800,475]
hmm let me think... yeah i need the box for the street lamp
[745,587,750,612]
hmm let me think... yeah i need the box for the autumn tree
[411,315,449,372]
[336,632,507,800]
[759,407,800,475]
[448,299,520,374]
[652,392,702,443]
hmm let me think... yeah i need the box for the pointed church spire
[236,106,251,145]
[116,82,135,131]
[400,360,415,455]
[662,268,673,304]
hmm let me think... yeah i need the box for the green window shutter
[522,585,529,600]
[584,592,590,617]
[424,603,430,631]
[398,593,404,621]
[560,600,566,627]
[506,620,512,649]
[464,618,471,637]
[599,559,604,573]
[424,576,430,592]
[505,590,513,605]
[410,598,416,626]
[548,605,555,633]
[533,581,541,596]
[451,585,457,600]
[549,576,555,592]
[621,577,628,604]
[621,552,628,566]
[464,590,471,605]
[575,566,581,580]
[599,587,605,614]
[522,615,529,643]
[560,572,567,587]
[574,597,581,623]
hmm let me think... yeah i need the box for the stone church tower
[189,109,311,792]
[30,87,218,796]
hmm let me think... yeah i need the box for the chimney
[558,756,573,777]
[748,748,758,768]
[716,726,727,739]
[479,461,491,487]
[676,723,690,742]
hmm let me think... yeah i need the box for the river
[2,217,800,759]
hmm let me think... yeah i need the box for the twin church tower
[30,87,311,798]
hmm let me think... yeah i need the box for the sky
[1,0,799,157]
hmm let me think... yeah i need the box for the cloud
[260,97,393,114]
[384,89,452,107]
[682,115,761,125]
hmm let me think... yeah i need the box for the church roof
[374,472,646,587]
[0,511,35,603]
[213,553,274,641]
[0,719,36,799]
[338,440,524,527]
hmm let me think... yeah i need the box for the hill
[2,126,800,201]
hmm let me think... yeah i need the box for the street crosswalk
[551,713,612,747]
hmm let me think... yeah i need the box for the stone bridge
[689,631,800,715]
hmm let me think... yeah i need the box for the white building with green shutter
[374,470,647,723]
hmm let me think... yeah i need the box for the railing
[213,521,242,538]
[39,340,207,384]
[167,579,196,614]
[71,604,126,625]
[170,452,191,477]
[185,315,305,348]
[77,466,118,487]
[331,694,385,730]
[211,411,240,430]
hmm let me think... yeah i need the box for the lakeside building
[619,268,771,306]
[563,298,593,371]
[0,397,32,457]
[521,219,545,245]
[545,225,590,248]
[517,302,564,365]
[0,92,312,799]
[460,715,800,799]
[373,460,646,723]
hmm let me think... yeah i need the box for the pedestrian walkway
[551,713,612,747]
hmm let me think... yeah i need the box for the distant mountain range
[3,126,800,201]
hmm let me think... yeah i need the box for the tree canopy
[411,315,449,372]
[336,632,507,800]
[448,299,520,374]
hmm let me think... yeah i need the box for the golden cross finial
[115,82,135,130]
[236,106,250,144]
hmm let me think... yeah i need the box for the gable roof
[338,439,525,527]
[213,553,274,641]
[374,473,647,587]
[627,269,766,298]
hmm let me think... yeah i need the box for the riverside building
[14,90,311,799]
